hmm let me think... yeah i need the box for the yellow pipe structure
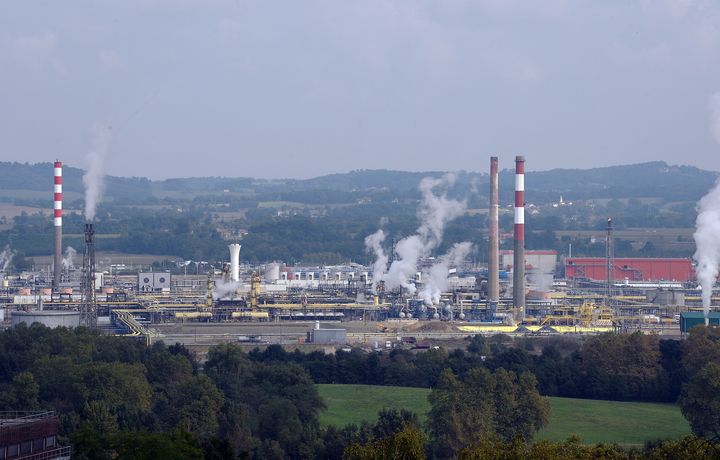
[231,311,269,319]
[255,303,385,310]
[250,273,261,309]
[174,312,213,319]
[206,271,214,308]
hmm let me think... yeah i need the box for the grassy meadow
[317,384,691,445]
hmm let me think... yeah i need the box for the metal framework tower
[605,217,614,308]
[81,223,97,328]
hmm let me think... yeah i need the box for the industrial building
[0,411,71,459]
[680,312,720,333]
[1,157,719,347]
[566,257,694,282]
[500,250,558,275]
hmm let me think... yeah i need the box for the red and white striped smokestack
[513,155,526,322]
[53,161,63,288]
[488,157,500,307]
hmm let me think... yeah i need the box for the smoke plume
[694,92,720,325]
[364,229,388,293]
[213,278,242,300]
[419,242,473,306]
[62,246,76,270]
[0,245,14,271]
[694,179,720,325]
[380,173,467,295]
[83,123,112,221]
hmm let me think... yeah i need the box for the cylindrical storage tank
[18,288,30,296]
[265,263,281,281]
[2,279,8,289]
[61,288,73,295]
[41,288,52,296]
[11,310,81,328]
[103,287,114,294]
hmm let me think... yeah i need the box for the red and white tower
[53,161,63,288]
[513,155,525,321]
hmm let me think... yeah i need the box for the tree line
[248,332,684,403]
[2,324,720,458]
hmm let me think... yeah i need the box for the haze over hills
[0,160,717,205]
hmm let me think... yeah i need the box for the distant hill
[0,161,716,205]
[0,162,152,201]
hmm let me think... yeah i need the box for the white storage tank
[12,310,81,328]
[265,263,281,281]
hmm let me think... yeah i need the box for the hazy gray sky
[1,0,719,179]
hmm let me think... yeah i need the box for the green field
[317,384,691,445]
[319,384,431,428]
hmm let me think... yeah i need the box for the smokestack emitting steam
[365,229,388,293]
[694,181,720,326]
[419,241,473,306]
[83,124,112,221]
[382,174,466,295]
[513,155,526,322]
[488,156,500,307]
[53,161,63,288]
[693,92,720,326]
[229,244,241,282]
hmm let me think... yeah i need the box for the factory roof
[681,312,720,319]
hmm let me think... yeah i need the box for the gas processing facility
[0,158,717,348]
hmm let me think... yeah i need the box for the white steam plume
[0,245,15,271]
[364,229,388,293]
[384,235,425,294]
[694,179,720,325]
[83,123,112,221]
[416,174,466,248]
[213,278,242,300]
[694,92,720,325]
[62,246,76,270]
[419,242,473,306]
[381,173,467,294]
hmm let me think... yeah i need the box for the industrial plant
[0,158,717,349]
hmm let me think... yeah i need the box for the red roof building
[565,257,694,282]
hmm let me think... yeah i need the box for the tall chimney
[229,244,241,282]
[513,155,526,322]
[53,160,63,288]
[488,156,500,311]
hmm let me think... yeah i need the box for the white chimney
[228,244,241,282]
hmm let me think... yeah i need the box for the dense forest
[2,324,720,458]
